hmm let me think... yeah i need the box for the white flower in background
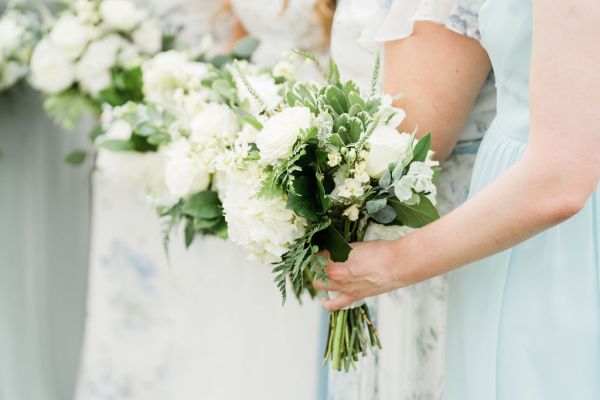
[272,60,296,81]
[74,0,100,25]
[132,19,162,54]
[190,103,240,144]
[0,17,24,52]
[104,119,133,141]
[233,64,282,114]
[100,0,147,31]
[364,223,413,241]
[237,124,258,145]
[118,43,141,68]
[30,39,76,93]
[142,51,210,105]
[96,149,166,193]
[256,106,312,165]
[1,62,24,88]
[221,168,307,264]
[75,34,123,95]
[49,14,90,60]
[365,126,412,179]
[163,139,211,198]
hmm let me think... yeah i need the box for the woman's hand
[313,240,405,311]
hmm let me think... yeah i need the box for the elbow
[548,193,587,223]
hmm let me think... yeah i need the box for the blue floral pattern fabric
[447,0,488,40]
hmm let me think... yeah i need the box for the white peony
[49,14,90,60]
[256,106,312,165]
[364,223,414,241]
[132,19,162,54]
[99,0,147,31]
[0,17,24,52]
[163,139,211,198]
[221,169,307,264]
[190,103,240,144]
[30,39,76,93]
[365,126,412,179]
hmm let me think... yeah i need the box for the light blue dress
[446,0,600,399]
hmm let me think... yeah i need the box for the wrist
[386,230,428,289]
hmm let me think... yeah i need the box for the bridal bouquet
[29,0,171,130]
[0,7,40,92]
[219,59,440,371]
[98,53,293,247]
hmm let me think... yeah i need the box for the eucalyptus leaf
[366,198,387,215]
[231,36,260,59]
[378,169,392,188]
[371,205,397,224]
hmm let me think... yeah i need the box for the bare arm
[318,0,600,310]
[384,21,491,160]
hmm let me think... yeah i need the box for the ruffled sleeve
[376,0,487,42]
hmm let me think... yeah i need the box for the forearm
[391,157,585,286]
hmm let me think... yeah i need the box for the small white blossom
[343,204,361,221]
[327,151,342,167]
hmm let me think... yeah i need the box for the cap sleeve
[376,0,487,42]
[445,0,487,40]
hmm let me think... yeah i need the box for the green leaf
[64,149,87,165]
[99,140,135,152]
[378,169,392,188]
[184,219,195,248]
[231,36,260,60]
[233,106,263,130]
[389,194,440,228]
[182,191,223,220]
[286,175,321,221]
[315,226,352,262]
[89,124,103,142]
[327,60,341,85]
[329,133,345,147]
[212,79,236,102]
[412,133,432,162]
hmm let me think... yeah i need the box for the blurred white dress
[327,0,496,399]
[77,1,328,400]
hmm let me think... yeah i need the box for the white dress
[78,1,327,399]
[327,1,496,399]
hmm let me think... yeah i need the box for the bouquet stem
[323,304,381,372]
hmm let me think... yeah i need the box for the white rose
[364,223,414,241]
[190,103,240,144]
[365,126,412,179]
[99,0,147,31]
[142,51,205,103]
[81,34,124,69]
[163,139,211,198]
[0,18,24,52]
[256,106,312,165]
[132,19,162,54]
[49,14,90,60]
[30,39,76,93]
